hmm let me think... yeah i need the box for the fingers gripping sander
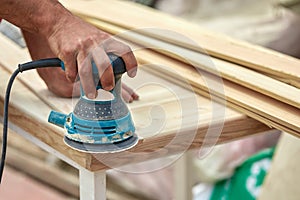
[48,54,138,153]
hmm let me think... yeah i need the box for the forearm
[1,0,138,100]
[0,0,71,37]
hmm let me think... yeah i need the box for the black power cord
[0,58,61,183]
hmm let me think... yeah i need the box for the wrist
[35,1,73,38]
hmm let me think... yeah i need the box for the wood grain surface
[61,0,300,88]
[131,48,300,137]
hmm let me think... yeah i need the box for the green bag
[210,147,275,200]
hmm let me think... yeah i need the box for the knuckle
[60,45,76,58]
[86,33,104,45]
[119,44,132,54]
[99,32,110,40]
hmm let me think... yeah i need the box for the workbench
[0,33,273,199]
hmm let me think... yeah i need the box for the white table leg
[79,168,106,200]
[174,152,195,200]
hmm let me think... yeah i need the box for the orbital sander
[48,53,138,153]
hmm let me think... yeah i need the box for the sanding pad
[64,133,139,153]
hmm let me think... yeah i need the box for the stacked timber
[61,0,300,138]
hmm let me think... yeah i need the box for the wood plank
[61,0,300,88]
[128,47,300,137]
[82,18,300,109]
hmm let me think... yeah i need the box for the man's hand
[23,30,139,102]
[46,14,137,98]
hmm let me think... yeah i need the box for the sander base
[64,133,139,153]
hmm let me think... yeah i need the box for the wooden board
[83,18,300,109]
[61,0,300,88]
[0,33,271,171]
[130,48,300,137]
